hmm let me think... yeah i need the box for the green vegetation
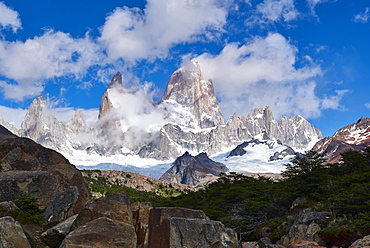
[6,196,46,225]
[82,148,370,247]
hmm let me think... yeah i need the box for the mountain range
[0,60,368,181]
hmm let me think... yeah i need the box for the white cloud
[321,90,348,110]
[256,0,299,23]
[353,8,370,23]
[99,0,228,62]
[192,33,337,119]
[0,30,101,101]
[365,103,370,109]
[0,2,21,32]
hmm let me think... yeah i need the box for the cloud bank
[194,33,346,119]
[99,0,227,62]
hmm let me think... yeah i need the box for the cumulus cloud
[0,2,21,32]
[255,0,299,23]
[98,0,228,62]
[353,8,370,23]
[365,103,370,109]
[0,30,101,101]
[321,90,348,110]
[192,33,346,119]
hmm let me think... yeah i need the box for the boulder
[41,214,78,248]
[42,186,79,226]
[350,234,370,248]
[60,217,137,248]
[148,207,238,248]
[0,201,19,218]
[70,192,132,231]
[132,202,152,248]
[285,211,329,246]
[0,216,31,248]
[0,125,90,221]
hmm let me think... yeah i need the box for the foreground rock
[0,216,31,248]
[61,217,137,248]
[0,125,90,225]
[61,192,238,248]
[148,207,238,248]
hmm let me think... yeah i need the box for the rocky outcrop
[160,151,228,186]
[0,216,31,248]
[0,125,90,224]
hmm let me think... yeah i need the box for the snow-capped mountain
[312,117,370,163]
[0,59,323,177]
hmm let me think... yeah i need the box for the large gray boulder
[148,207,238,248]
[0,216,31,248]
[41,214,78,248]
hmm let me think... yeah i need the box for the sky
[0,0,369,137]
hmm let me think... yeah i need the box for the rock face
[0,125,90,224]
[160,152,228,186]
[312,118,370,163]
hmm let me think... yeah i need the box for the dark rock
[227,139,263,158]
[160,151,228,186]
[41,214,78,248]
[70,192,132,231]
[0,216,31,248]
[0,126,90,222]
[269,146,296,161]
[60,217,137,248]
[258,237,272,248]
[42,186,79,226]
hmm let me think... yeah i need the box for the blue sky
[0,0,369,137]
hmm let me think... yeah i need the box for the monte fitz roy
[0,60,322,176]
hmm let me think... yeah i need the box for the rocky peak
[161,60,224,128]
[98,72,123,119]
[67,109,86,133]
[332,117,370,144]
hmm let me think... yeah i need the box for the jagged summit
[98,72,123,119]
[162,60,224,129]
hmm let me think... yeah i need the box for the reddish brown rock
[70,192,132,231]
[132,202,152,248]
[61,217,137,248]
